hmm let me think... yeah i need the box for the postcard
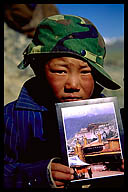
[55,97,124,185]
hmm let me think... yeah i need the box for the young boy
[4,14,123,188]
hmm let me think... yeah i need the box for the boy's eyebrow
[49,57,90,68]
[52,63,90,69]
[79,64,90,68]
[53,61,89,67]
[79,63,91,69]
[53,63,69,67]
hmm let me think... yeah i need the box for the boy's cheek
[46,75,65,90]
[46,73,65,83]
[47,80,64,99]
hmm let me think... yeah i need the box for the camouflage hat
[18,14,120,90]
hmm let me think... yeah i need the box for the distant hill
[103,37,124,108]
[64,113,115,140]
[105,38,124,66]
[105,39,124,66]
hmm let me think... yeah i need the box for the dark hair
[30,56,48,76]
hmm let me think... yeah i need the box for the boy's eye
[51,70,67,74]
[81,70,91,74]
[57,70,66,74]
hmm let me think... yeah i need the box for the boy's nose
[64,75,80,92]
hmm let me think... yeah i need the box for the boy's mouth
[61,96,82,102]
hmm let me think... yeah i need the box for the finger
[56,185,65,188]
[121,159,124,170]
[51,163,74,174]
[54,180,65,186]
[52,170,74,181]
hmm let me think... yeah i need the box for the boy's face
[44,57,94,102]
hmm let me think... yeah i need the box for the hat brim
[87,60,121,90]
[18,52,120,90]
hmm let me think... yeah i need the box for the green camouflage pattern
[18,14,120,90]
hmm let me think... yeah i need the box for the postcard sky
[61,102,115,119]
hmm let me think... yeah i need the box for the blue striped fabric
[4,80,59,188]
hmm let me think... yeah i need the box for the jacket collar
[15,82,48,111]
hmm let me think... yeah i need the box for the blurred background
[4,4,124,108]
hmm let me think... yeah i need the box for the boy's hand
[121,159,124,170]
[51,162,74,188]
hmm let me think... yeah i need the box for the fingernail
[71,174,74,180]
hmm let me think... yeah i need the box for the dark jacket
[4,78,61,188]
